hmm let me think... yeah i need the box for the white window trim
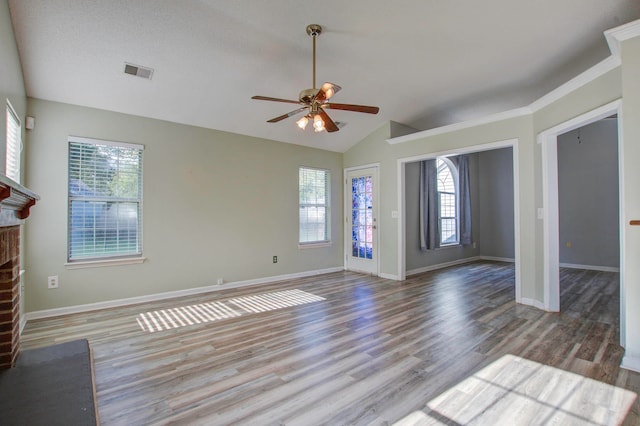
[298,166,331,245]
[67,136,144,263]
[298,241,333,249]
[68,135,143,150]
[6,100,21,183]
[437,157,460,247]
[65,256,146,269]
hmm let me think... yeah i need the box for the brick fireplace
[0,176,38,369]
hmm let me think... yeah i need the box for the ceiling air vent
[123,62,154,80]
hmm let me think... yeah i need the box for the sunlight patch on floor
[136,289,326,332]
[394,354,637,426]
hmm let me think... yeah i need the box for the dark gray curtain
[419,159,439,250]
[456,155,472,245]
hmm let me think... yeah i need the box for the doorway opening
[397,138,522,303]
[404,148,515,277]
[539,99,624,345]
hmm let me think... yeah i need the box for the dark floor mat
[0,339,97,426]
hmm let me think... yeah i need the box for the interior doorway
[396,138,522,303]
[539,99,624,344]
[556,116,620,311]
[404,148,515,277]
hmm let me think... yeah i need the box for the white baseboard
[519,297,546,310]
[19,315,27,334]
[25,266,344,321]
[559,263,619,273]
[480,256,515,263]
[406,256,481,276]
[621,355,640,373]
[378,272,400,280]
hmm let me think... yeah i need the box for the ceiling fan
[251,24,379,133]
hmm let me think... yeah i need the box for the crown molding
[605,19,640,58]
[386,107,531,145]
[387,19,640,146]
[528,56,620,113]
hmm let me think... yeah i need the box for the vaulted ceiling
[8,1,640,152]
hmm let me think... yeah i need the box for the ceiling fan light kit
[252,24,379,133]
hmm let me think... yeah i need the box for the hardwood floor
[20,262,640,425]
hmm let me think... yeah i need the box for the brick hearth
[0,176,38,369]
[0,226,20,368]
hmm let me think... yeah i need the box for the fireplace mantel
[0,175,39,227]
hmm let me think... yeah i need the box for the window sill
[298,241,332,249]
[65,256,146,270]
[437,243,461,249]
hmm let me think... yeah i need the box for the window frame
[298,166,331,248]
[436,157,460,246]
[66,136,144,265]
[5,100,21,183]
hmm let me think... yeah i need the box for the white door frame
[344,163,380,275]
[538,99,624,343]
[396,139,521,305]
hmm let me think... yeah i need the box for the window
[68,136,143,261]
[5,101,21,183]
[437,157,458,245]
[299,167,330,244]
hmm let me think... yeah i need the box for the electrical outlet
[217,278,223,285]
[273,255,278,263]
[47,275,59,289]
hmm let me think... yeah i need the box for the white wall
[23,99,344,312]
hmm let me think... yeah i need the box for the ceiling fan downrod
[306,24,322,90]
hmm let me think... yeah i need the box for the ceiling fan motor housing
[299,88,319,104]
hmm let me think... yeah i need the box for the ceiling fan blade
[324,102,380,114]
[252,95,301,105]
[314,82,342,103]
[267,107,308,123]
[317,108,339,132]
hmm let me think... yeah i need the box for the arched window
[436,157,458,245]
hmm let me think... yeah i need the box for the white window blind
[68,137,144,261]
[5,102,21,183]
[299,167,330,243]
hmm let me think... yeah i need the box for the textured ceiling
[8,0,640,152]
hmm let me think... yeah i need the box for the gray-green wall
[23,99,343,311]
[1,0,26,177]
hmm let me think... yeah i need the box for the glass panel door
[346,167,377,274]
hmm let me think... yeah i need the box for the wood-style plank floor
[20,262,640,425]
